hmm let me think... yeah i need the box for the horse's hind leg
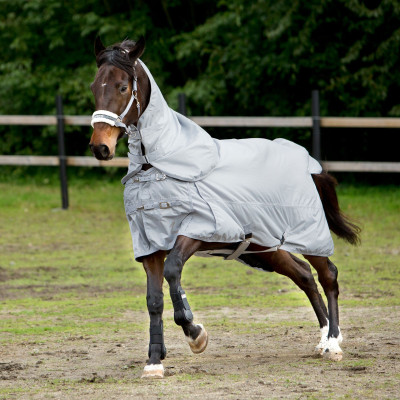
[304,255,343,361]
[245,250,329,354]
[289,253,329,328]
[164,236,208,354]
[288,254,332,354]
[141,251,167,378]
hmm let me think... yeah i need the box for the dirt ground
[1,305,399,400]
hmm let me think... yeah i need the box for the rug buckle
[156,173,166,181]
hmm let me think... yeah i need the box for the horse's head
[89,37,148,160]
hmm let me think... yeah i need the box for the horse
[89,37,360,379]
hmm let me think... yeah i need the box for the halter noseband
[91,57,141,137]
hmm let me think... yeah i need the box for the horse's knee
[163,253,183,284]
[146,291,164,316]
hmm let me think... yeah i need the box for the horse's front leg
[141,250,167,378]
[163,235,208,354]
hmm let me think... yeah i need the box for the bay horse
[89,37,360,378]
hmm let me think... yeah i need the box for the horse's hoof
[186,324,208,354]
[315,342,326,355]
[141,364,164,379]
[315,336,328,355]
[315,325,329,355]
[322,338,343,361]
[323,348,343,361]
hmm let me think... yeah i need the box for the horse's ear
[128,36,146,62]
[94,36,106,57]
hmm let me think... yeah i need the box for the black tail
[312,172,361,245]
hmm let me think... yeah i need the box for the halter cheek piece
[91,57,141,137]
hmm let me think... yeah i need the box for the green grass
[1,179,399,340]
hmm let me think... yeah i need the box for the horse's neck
[137,63,152,171]
[137,63,151,119]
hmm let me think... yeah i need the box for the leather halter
[91,59,141,137]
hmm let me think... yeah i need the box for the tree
[171,0,400,118]
[1,0,400,160]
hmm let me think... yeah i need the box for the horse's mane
[96,39,137,78]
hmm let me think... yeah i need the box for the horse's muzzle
[89,143,113,160]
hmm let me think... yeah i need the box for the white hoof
[185,324,208,354]
[315,325,329,355]
[322,337,343,361]
[315,323,343,356]
[141,364,164,379]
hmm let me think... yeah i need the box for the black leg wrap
[148,321,167,360]
[170,286,193,326]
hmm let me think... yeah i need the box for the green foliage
[172,0,400,117]
[1,0,400,157]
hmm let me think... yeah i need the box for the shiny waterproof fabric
[123,61,334,260]
[122,60,219,183]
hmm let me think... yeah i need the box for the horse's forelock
[96,40,137,78]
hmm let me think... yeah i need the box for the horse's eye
[120,86,128,94]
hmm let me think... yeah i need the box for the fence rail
[1,156,399,173]
[3,115,400,128]
[1,91,399,208]
[1,115,399,173]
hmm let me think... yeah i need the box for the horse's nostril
[98,144,110,158]
[90,144,110,160]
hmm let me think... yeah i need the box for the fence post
[56,94,69,210]
[178,93,187,116]
[311,90,321,161]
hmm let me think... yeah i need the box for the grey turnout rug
[122,61,334,260]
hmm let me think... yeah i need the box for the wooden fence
[1,115,400,172]
[1,92,400,208]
